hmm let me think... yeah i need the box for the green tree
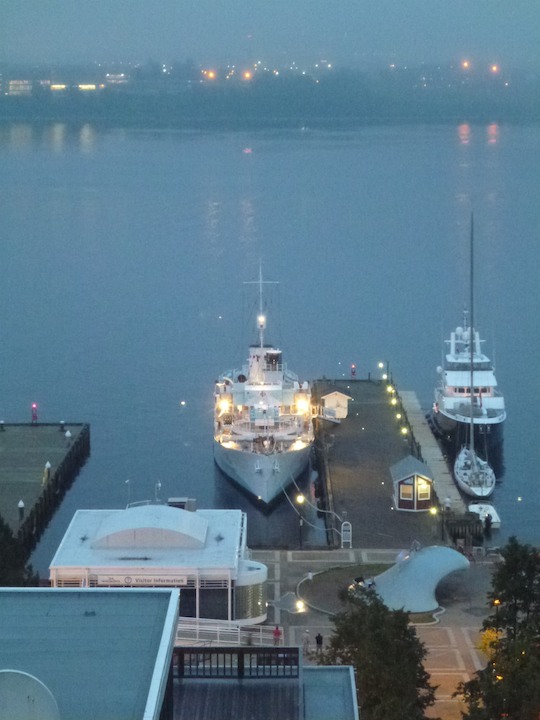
[457,537,540,719]
[485,536,540,639]
[317,590,438,720]
[458,633,540,720]
[0,515,38,586]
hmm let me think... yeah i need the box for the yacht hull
[430,410,504,455]
[214,441,312,504]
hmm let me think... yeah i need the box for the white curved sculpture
[372,545,470,613]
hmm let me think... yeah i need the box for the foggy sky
[2,0,539,69]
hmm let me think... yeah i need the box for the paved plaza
[253,548,494,720]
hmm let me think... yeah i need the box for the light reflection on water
[0,122,538,573]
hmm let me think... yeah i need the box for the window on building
[417,478,431,501]
[400,483,413,501]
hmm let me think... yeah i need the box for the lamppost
[297,493,305,549]
[493,598,501,637]
[429,505,444,540]
[378,360,390,383]
[429,506,438,539]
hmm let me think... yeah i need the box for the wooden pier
[314,379,482,551]
[0,423,90,556]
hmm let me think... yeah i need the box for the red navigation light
[351,364,357,377]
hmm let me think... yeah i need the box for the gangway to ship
[175,617,279,647]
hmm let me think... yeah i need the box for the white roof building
[49,504,267,625]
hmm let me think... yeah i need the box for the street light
[493,598,501,636]
[296,494,305,548]
[290,479,350,548]
[378,360,390,382]
[429,506,438,539]
[429,505,444,540]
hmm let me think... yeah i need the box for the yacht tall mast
[469,213,476,463]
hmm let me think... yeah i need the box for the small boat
[453,215,497,499]
[454,446,496,497]
[213,269,314,504]
[468,502,501,529]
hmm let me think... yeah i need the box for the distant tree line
[1,68,538,128]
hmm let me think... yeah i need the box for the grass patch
[301,564,439,623]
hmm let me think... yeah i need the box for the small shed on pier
[391,455,434,512]
[320,391,353,420]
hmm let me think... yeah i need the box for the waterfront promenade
[254,547,493,720]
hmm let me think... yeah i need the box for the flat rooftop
[0,588,178,720]
[50,505,246,575]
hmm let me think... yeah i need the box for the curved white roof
[92,504,208,549]
[372,546,470,613]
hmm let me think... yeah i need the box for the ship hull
[430,410,504,455]
[214,441,312,504]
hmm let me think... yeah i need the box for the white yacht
[444,216,499,497]
[213,275,314,504]
[431,312,505,455]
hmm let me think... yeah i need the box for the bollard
[18,499,25,522]
[60,420,65,432]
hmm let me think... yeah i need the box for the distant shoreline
[1,93,538,130]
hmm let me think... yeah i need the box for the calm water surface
[0,122,538,573]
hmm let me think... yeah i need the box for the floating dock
[313,379,482,550]
[0,423,90,556]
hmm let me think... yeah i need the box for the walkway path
[252,548,494,720]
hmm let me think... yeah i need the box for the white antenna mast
[244,262,278,348]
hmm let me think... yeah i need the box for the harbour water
[0,122,538,574]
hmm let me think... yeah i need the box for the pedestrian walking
[273,625,282,647]
[315,632,323,654]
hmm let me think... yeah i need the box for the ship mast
[469,213,476,464]
[257,264,266,348]
[245,263,278,349]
